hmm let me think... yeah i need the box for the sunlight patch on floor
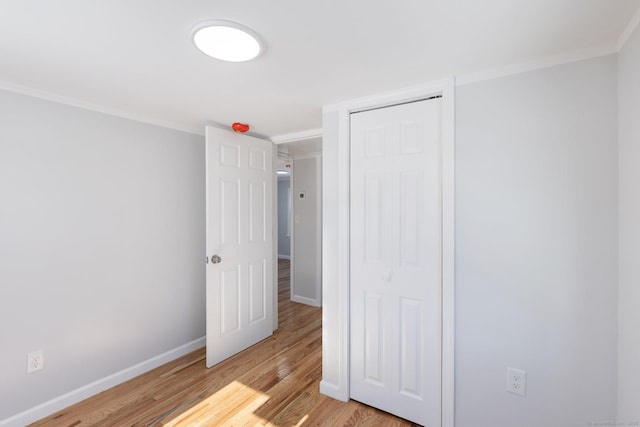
[164,381,271,426]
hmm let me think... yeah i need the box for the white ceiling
[1,0,639,139]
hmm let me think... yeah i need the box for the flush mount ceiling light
[192,20,263,62]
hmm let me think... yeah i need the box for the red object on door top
[232,122,250,133]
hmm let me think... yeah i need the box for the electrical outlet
[506,367,526,396]
[27,350,44,374]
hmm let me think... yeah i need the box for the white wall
[617,23,640,422]
[322,54,619,424]
[291,155,322,306]
[277,178,291,258]
[0,90,205,421]
[455,55,618,426]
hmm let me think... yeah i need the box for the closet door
[350,98,442,426]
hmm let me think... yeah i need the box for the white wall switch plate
[506,367,526,396]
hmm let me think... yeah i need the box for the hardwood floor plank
[31,260,416,427]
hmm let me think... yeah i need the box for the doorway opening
[275,138,323,310]
[276,152,292,308]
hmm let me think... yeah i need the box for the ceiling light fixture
[192,20,263,62]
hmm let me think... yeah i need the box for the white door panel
[206,126,273,367]
[350,99,442,426]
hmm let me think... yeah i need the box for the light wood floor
[31,260,416,426]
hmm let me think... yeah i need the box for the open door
[206,126,273,367]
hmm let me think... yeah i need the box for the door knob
[211,255,222,264]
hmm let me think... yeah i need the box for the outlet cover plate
[506,367,526,396]
[27,350,44,374]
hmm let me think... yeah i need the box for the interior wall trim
[271,128,323,144]
[0,337,206,427]
[321,77,455,427]
[618,6,640,50]
[456,43,617,86]
[0,81,204,136]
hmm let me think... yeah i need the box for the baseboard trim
[291,294,321,307]
[319,380,348,402]
[0,336,206,427]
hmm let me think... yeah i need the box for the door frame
[320,78,455,427]
[272,148,278,331]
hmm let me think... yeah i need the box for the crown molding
[618,6,640,51]
[0,80,204,136]
[456,43,618,86]
[270,128,323,144]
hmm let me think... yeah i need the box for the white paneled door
[350,98,442,426]
[206,126,273,368]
